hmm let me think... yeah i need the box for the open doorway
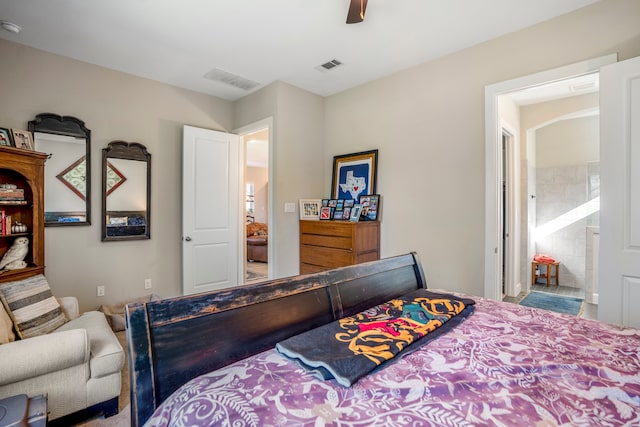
[500,81,600,305]
[235,117,273,284]
[484,54,616,304]
[243,128,269,284]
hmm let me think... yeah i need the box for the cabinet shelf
[0,266,45,282]
[0,201,28,206]
[0,147,47,284]
[0,233,30,239]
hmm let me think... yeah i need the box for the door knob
[185,236,192,241]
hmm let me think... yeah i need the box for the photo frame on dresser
[358,194,380,221]
[299,199,321,220]
[320,206,332,220]
[350,204,362,222]
[331,149,378,200]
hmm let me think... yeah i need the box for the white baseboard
[511,282,522,297]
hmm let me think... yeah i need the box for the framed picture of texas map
[331,149,378,200]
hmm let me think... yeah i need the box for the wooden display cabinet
[299,220,380,274]
[0,146,47,283]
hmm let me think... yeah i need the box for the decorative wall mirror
[102,141,151,241]
[28,113,91,226]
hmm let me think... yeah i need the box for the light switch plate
[284,202,296,213]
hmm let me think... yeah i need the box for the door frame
[234,117,274,280]
[500,125,519,297]
[484,54,617,301]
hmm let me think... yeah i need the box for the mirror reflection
[102,141,151,241]
[28,113,91,226]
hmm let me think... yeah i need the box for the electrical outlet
[144,278,152,289]
[97,286,105,297]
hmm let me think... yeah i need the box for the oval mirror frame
[28,113,91,226]
[102,140,151,241]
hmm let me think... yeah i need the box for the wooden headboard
[125,252,427,427]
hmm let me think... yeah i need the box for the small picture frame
[0,128,13,147]
[350,204,363,222]
[358,194,380,221]
[342,207,351,220]
[11,129,34,150]
[320,206,332,220]
[299,199,322,220]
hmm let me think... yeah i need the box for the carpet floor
[519,291,584,316]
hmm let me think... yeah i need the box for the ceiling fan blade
[346,0,368,24]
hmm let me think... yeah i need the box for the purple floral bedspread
[146,294,640,426]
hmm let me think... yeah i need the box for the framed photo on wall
[331,149,378,200]
[0,128,13,147]
[299,199,322,220]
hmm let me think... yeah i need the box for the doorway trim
[234,117,274,280]
[500,124,520,298]
[484,54,617,301]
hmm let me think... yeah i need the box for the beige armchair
[0,296,124,422]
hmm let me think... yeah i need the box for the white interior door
[183,125,241,295]
[599,55,640,327]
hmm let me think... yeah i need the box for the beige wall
[0,0,638,309]
[324,0,640,296]
[0,39,233,311]
[521,92,599,167]
[536,115,600,168]
[234,82,324,278]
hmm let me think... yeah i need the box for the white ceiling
[0,0,600,101]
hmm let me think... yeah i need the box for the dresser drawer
[300,233,352,250]
[300,220,355,237]
[300,245,354,269]
[299,220,380,273]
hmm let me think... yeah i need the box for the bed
[125,252,640,426]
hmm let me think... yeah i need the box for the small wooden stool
[531,260,560,286]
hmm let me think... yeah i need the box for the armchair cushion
[0,302,15,344]
[0,275,67,339]
[0,328,88,385]
[56,311,124,379]
[57,296,80,321]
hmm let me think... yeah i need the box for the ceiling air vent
[203,68,260,91]
[316,59,342,72]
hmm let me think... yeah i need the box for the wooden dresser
[299,220,380,274]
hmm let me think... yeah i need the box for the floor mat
[519,291,583,316]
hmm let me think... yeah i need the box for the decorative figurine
[0,236,29,270]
